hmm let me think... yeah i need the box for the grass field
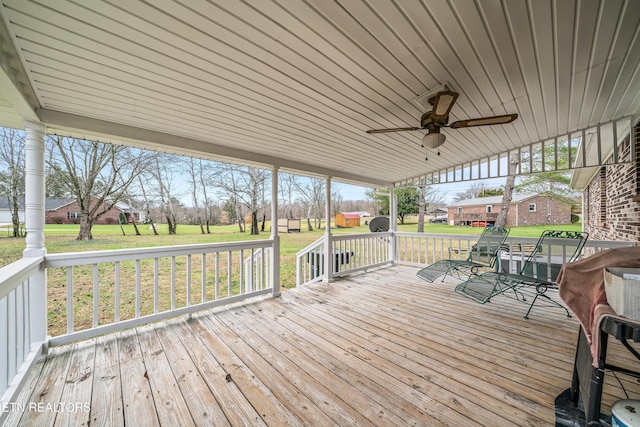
[1,220,581,336]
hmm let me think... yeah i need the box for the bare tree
[453,182,490,201]
[216,165,267,235]
[135,174,159,235]
[280,173,299,219]
[48,136,152,240]
[494,153,520,228]
[185,158,205,234]
[0,128,25,237]
[296,178,325,230]
[149,155,182,234]
[332,189,343,216]
[417,185,445,232]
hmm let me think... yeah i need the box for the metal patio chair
[454,230,588,318]
[416,226,510,283]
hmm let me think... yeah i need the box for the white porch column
[389,186,397,264]
[270,167,280,297]
[23,120,48,345]
[324,176,333,282]
[23,120,47,257]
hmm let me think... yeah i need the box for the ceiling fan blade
[366,126,421,134]
[449,113,518,129]
[429,91,459,122]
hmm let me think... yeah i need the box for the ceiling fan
[366,89,518,160]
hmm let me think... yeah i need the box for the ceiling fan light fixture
[421,132,446,149]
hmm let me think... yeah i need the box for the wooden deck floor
[5,266,640,426]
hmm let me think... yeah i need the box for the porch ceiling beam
[36,108,392,188]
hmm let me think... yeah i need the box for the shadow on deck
[5,266,639,426]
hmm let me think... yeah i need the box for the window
[529,203,536,212]
[67,212,80,219]
[600,167,607,225]
[457,207,462,214]
[485,205,492,213]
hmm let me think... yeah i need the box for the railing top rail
[0,256,44,300]
[296,236,324,257]
[331,231,392,241]
[394,231,636,248]
[44,239,274,268]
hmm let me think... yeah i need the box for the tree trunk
[250,211,259,235]
[494,153,520,228]
[132,218,141,235]
[166,214,177,235]
[77,216,93,240]
[306,206,313,231]
[417,185,426,233]
[10,194,20,238]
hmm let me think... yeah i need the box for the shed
[277,218,301,233]
[335,213,361,228]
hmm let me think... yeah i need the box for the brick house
[573,121,640,246]
[447,193,572,226]
[45,198,143,224]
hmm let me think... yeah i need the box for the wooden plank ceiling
[0,0,638,187]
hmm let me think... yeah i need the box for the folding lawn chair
[416,226,510,283]
[454,230,588,318]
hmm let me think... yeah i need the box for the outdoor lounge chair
[454,230,588,318]
[416,226,510,283]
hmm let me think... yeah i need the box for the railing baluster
[114,261,120,323]
[153,258,159,314]
[201,253,206,303]
[240,249,245,294]
[186,255,192,307]
[7,290,15,384]
[135,259,141,318]
[215,252,219,300]
[228,251,232,298]
[249,248,254,292]
[66,266,73,333]
[171,256,176,310]
[92,264,99,328]
[0,295,7,391]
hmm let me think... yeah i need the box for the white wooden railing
[0,257,47,424]
[296,237,325,286]
[394,232,637,267]
[331,232,392,277]
[297,231,637,286]
[44,239,275,346]
[296,232,394,286]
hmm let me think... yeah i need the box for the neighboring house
[45,198,144,224]
[573,121,640,245]
[427,206,449,223]
[447,193,572,226]
[0,197,25,224]
[343,211,371,218]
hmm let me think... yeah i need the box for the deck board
[6,266,640,426]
